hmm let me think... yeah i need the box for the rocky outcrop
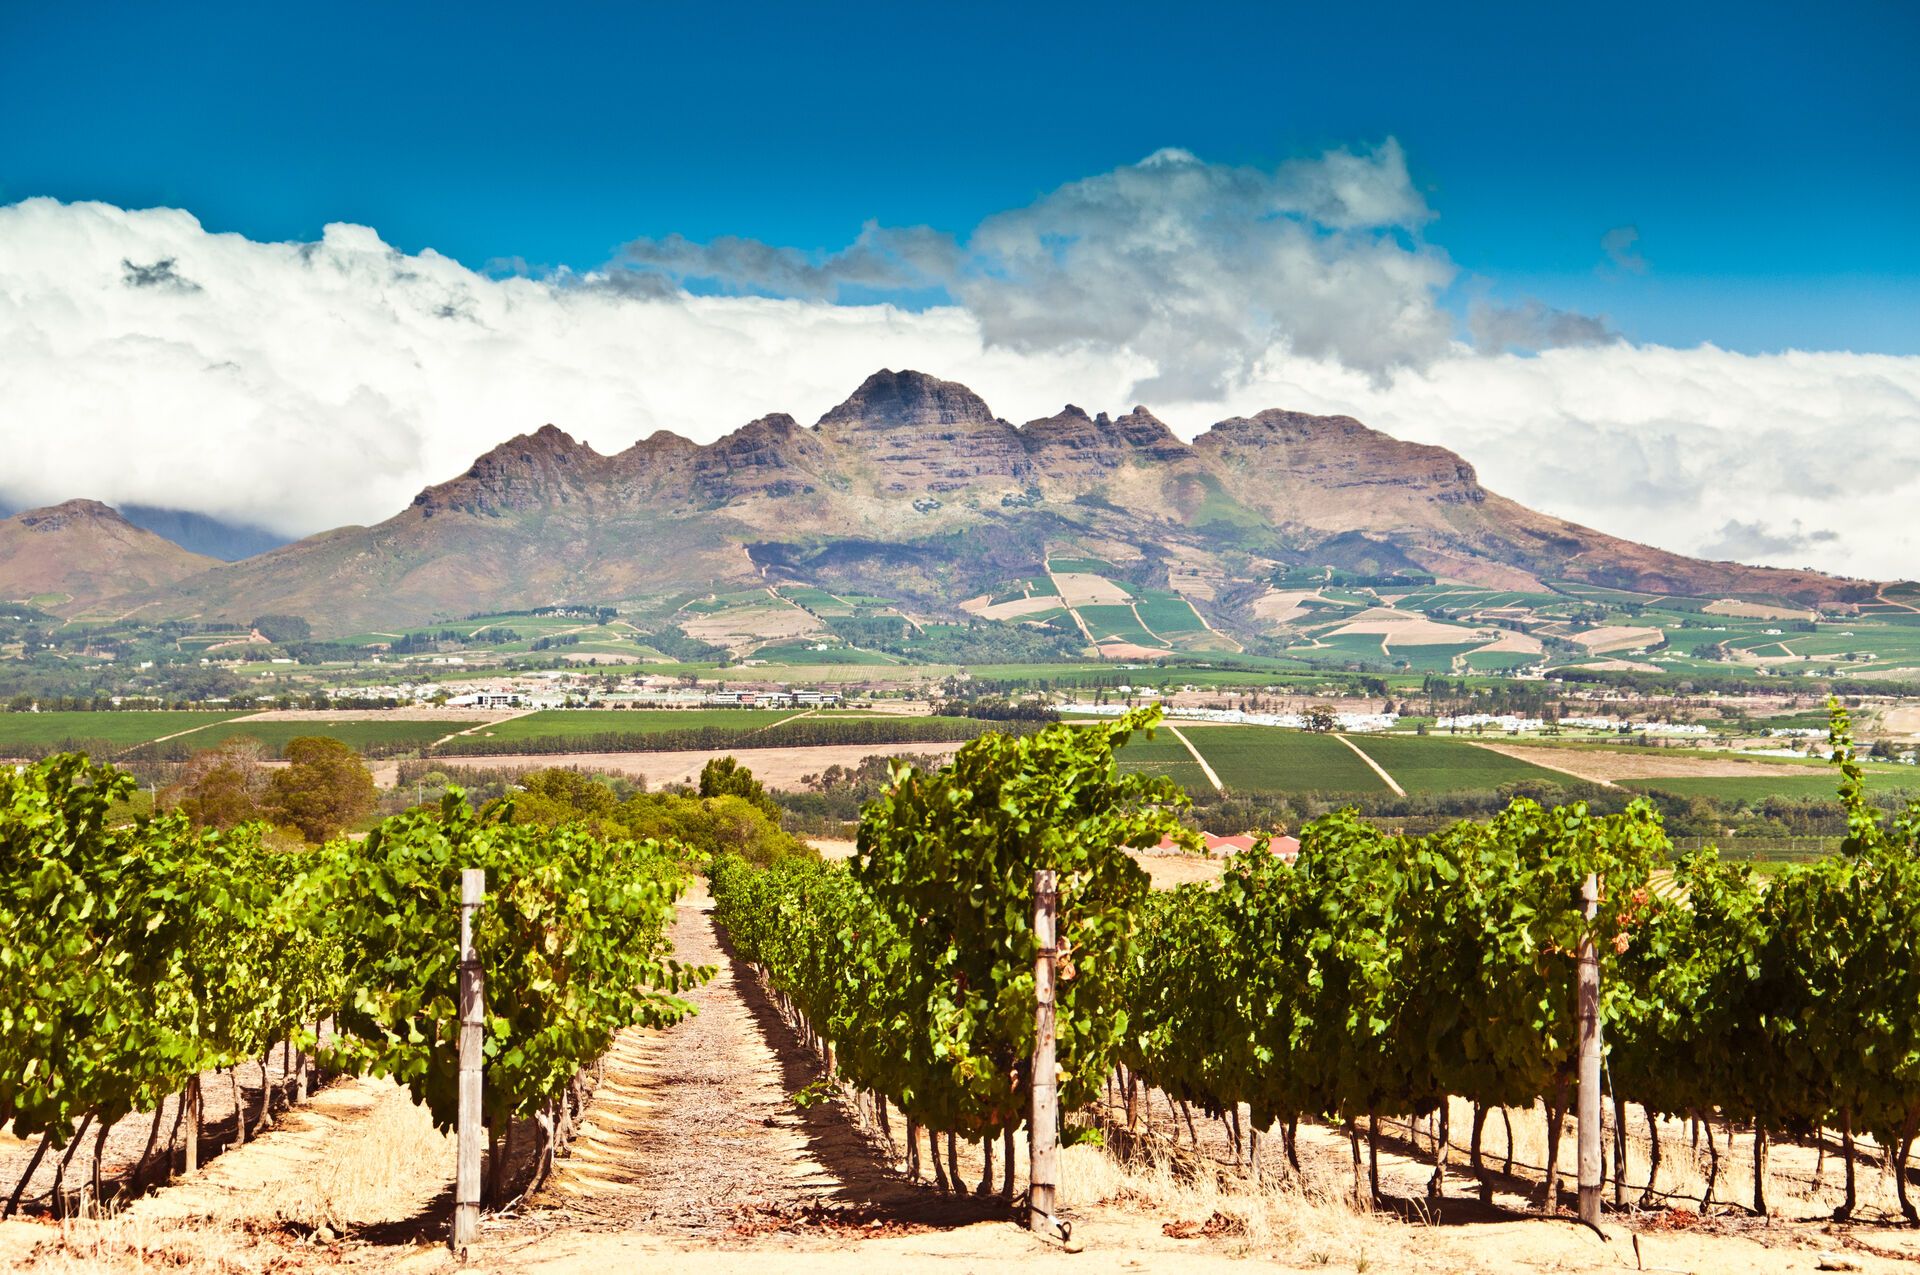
[1193,410,1486,509]
[412,424,603,518]
[1019,405,1191,470]
[691,413,832,503]
[816,369,1030,493]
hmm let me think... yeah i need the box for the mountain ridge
[41,369,1878,637]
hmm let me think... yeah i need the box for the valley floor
[8,888,1920,1273]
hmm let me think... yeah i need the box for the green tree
[251,614,312,643]
[698,755,780,819]
[171,735,270,829]
[267,736,376,842]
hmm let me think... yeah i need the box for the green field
[1114,731,1211,792]
[1340,734,1570,795]
[473,708,804,743]
[0,710,247,752]
[774,586,854,615]
[1301,632,1391,664]
[1078,605,1165,648]
[1382,642,1486,672]
[1136,591,1209,638]
[1181,727,1388,795]
[133,718,458,758]
[1463,649,1541,672]
[1622,772,1920,802]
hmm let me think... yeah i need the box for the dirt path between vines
[472,883,1067,1270]
[496,884,921,1237]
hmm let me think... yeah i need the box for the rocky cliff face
[1020,405,1191,471]
[83,368,1876,633]
[691,413,833,504]
[413,424,604,518]
[818,369,1031,493]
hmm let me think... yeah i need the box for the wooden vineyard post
[184,1077,200,1174]
[452,868,486,1253]
[1029,869,1059,1237]
[1576,872,1603,1227]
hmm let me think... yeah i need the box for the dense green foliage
[712,710,1194,1141]
[0,756,339,1151]
[716,695,1920,1217]
[1127,799,1666,1135]
[0,753,704,1179]
[316,792,701,1131]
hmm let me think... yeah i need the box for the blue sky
[5,0,1916,353]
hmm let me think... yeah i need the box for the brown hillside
[0,500,221,612]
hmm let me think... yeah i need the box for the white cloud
[1,197,1917,581]
[621,141,1464,397]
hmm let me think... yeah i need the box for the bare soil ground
[1568,625,1666,653]
[1325,608,1483,646]
[678,604,824,649]
[1096,641,1170,660]
[1470,741,1820,781]
[1049,571,1132,607]
[0,1036,331,1221]
[1130,850,1226,888]
[1706,599,1812,620]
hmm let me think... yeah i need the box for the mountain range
[1,369,1876,640]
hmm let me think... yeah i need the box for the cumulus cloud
[620,142,1465,396]
[1,197,1918,581]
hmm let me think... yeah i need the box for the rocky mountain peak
[412,424,604,518]
[1020,403,1190,469]
[818,369,1026,495]
[1194,408,1486,508]
[693,413,831,502]
[16,498,128,532]
[816,369,999,434]
[1,498,218,610]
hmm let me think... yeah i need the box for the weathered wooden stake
[184,1077,201,1174]
[452,867,485,1253]
[1028,868,1059,1236]
[1576,872,1603,1227]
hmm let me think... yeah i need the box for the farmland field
[0,710,247,752]
[1114,730,1211,792]
[135,718,457,758]
[1180,726,1389,795]
[1135,591,1208,637]
[1340,734,1571,794]
[1622,772,1920,802]
[774,585,855,614]
[472,708,803,743]
[1078,604,1164,647]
